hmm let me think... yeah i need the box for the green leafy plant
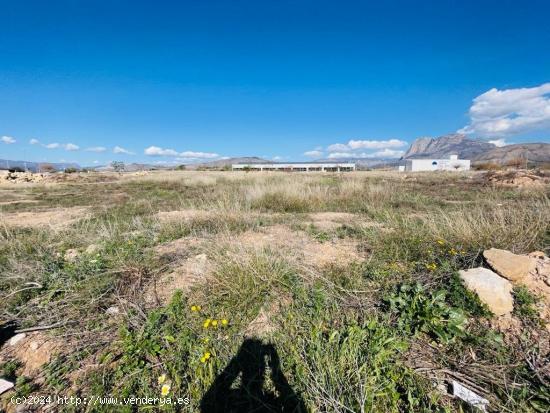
[387,283,467,343]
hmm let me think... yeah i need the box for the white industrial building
[401,155,470,172]
[232,162,356,172]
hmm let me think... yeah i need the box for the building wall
[232,163,356,172]
[405,159,470,172]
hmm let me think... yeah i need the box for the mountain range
[403,134,550,165]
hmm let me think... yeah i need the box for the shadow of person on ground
[200,338,307,413]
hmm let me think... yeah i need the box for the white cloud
[304,150,323,157]
[459,83,550,137]
[113,146,134,155]
[44,143,60,149]
[327,139,406,152]
[1,136,16,144]
[327,149,404,159]
[85,146,107,152]
[327,143,349,152]
[325,138,407,159]
[145,146,179,156]
[145,146,219,159]
[41,142,79,151]
[29,138,40,145]
[64,143,79,151]
[179,151,219,159]
[488,139,507,147]
[347,139,407,150]
[327,152,354,159]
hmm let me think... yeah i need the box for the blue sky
[1,0,549,165]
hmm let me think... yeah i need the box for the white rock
[452,380,489,412]
[459,267,514,316]
[8,333,26,346]
[105,306,120,316]
[0,378,14,395]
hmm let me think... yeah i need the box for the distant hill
[314,157,398,169]
[186,157,272,169]
[0,159,80,172]
[403,134,550,165]
[403,134,495,159]
[475,143,550,165]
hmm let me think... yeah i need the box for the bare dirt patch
[307,211,385,231]
[146,253,211,306]
[234,224,364,268]
[0,332,60,378]
[0,207,89,229]
[156,209,215,223]
[483,170,550,188]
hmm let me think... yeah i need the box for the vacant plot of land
[0,170,549,412]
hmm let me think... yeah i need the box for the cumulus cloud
[145,146,219,159]
[64,143,79,151]
[85,146,107,153]
[29,138,40,145]
[41,142,79,151]
[113,146,134,155]
[1,136,16,144]
[488,139,507,147]
[324,138,407,159]
[179,150,219,159]
[459,83,550,137]
[44,143,60,149]
[304,150,323,157]
[145,146,179,156]
[327,148,404,159]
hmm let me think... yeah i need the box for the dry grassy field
[0,170,549,412]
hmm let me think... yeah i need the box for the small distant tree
[176,164,187,171]
[111,161,125,174]
[64,167,78,174]
[39,163,56,173]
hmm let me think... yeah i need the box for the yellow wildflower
[158,374,166,385]
[221,319,228,326]
[437,240,445,245]
[161,384,170,396]
[200,356,206,363]
[203,318,211,328]
[425,263,437,271]
[204,352,211,359]
[211,320,218,327]
[191,305,197,311]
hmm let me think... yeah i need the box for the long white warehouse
[232,162,356,172]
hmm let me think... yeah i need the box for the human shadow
[200,338,308,413]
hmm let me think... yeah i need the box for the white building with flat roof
[232,162,356,172]
[403,155,470,172]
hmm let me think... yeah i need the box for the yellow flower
[437,240,445,245]
[200,356,206,363]
[161,384,170,396]
[203,318,211,328]
[211,320,218,327]
[191,305,197,311]
[425,263,437,271]
[204,352,211,359]
[158,374,166,385]
[449,248,457,256]
[221,319,228,326]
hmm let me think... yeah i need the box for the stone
[459,267,513,316]
[8,333,26,346]
[105,306,120,316]
[483,248,536,282]
[0,379,14,395]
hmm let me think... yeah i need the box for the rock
[105,306,120,316]
[459,267,514,316]
[0,379,14,395]
[8,333,26,346]
[452,380,489,412]
[85,244,99,255]
[483,248,536,282]
[64,248,79,261]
